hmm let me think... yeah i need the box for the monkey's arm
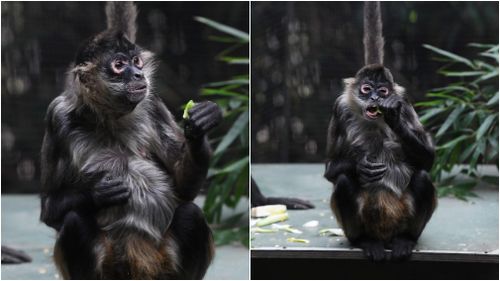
[154,98,222,201]
[380,96,435,170]
[325,105,357,183]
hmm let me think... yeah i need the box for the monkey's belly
[358,190,415,241]
[96,158,179,242]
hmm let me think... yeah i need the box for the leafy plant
[417,43,499,200]
[193,17,249,246]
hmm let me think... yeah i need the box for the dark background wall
[1,2,249,193]
[251,1,499,163]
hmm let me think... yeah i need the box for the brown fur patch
[360,190,414,241]
[53,243,70,279]
[98,232,177,279]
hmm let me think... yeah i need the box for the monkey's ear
[393,83,406,97]
[105,2,138,43]
[72,63,97,85]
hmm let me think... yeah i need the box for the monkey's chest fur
[75,123,178,242]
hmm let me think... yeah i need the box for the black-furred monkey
[40,2,221,279]
[325,1,436,261]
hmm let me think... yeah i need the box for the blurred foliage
[193,17,249,247]
[417,44,499,200]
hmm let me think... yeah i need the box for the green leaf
[214,111,249,155]
[459,142,477,162]
[439,70,486,77]
[423,44,474,68]
[220,56,250,64]
[474,69,499,83]
[436,106,465,137]
[476,114,496,140]
[204,79,249,87]
[201,88,249,100]
[194,16,249,42]
[213,156,249,175]
[486,92,499,106]
[437,135,469,150]
[419,107,446,123]
[468,43,497,49]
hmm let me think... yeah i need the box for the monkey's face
[103,49,148,110]
[353,64,394,120]
[75,32,154,114]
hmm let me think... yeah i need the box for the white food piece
[303,220,319,228]
[251,204,287,218]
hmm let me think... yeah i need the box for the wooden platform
[251,164,499,279]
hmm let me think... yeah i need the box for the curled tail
[105,2,138,43]
[363,1,384,65]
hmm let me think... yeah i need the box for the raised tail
[105,2,138,43]
[363,1,384,65]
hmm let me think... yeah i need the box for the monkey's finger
[97,179,123,189]
[107,191,131,205]
[190,107,221,125]
[189,101,218,119]
[364,160,386,168]
[361,173,385,183]
[200,117,221,133]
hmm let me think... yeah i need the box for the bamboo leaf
[214,110,249,155]
[436,106,465,137]
[439,70,486,77]
[476,114,496,141]
[419,107,446,123]
[194,16,249,42]
[204,79,249,87]
[423,44,474,68]
[437,135,469,150]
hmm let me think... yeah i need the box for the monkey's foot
[390,237,415,261]
[358,240,387,262]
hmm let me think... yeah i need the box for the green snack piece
[287,237,310,244]
[255,213,289,227]
[253,227,279,233]
[183,100,196,119]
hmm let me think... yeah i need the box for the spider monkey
[324,1,437,261]
[40,2,221,279]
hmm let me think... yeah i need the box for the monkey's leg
[169,202,214,280]
[56,211,98,279]
[391,170,436,261]
[332,174,387,261]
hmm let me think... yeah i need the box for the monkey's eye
[133,56,143,69]
[111,59,127,74]
[360,84,372,94]
[378,87,389,97]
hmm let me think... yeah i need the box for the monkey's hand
[356,156,387,184]
[379,94,403,128]
[184,101,223,140]
[91,174,130,209]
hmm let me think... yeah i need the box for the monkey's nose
[132,69,144,80]
[370,95,379,101]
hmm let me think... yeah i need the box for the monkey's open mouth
[365,105,382,119]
